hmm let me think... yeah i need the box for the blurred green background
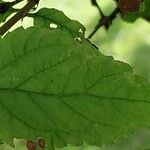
[1,0,150,149]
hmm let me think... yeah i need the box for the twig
[89,0,150,39]
[0,0,24,14]
[88,7,120,39]
[0,0,39,36]
[91,0,104,17]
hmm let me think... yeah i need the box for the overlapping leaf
[33,8,86,38]
[0,1,16,23]
[0,8,150,150]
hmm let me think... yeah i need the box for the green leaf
[33,8,86,38]
[0,9,150,150]
[0,139,3,144]
[0,9,15,23]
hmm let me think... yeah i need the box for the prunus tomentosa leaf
[0,1,16,23]
[0,139,3,144]
[33,8,86,38]
[0,8,150,150]
[0,10,15,23]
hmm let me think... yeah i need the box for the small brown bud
[37,137,45,148]
[118,0,143,13]
[26,140,36,150]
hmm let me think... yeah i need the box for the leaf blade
[0,14,149,149]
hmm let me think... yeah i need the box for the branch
[0,0,39,36]
[88,7,120,39]
[0,0,24,14]
[89,0,150,39]
[91,0,104,17]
